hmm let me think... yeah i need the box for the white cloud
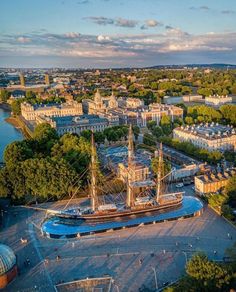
[146,19,160,27]
[64,32,80,38]
[17,37,31,43]
[97,35,110,42]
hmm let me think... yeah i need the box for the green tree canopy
[0,89,10,102]
[186,253,232,291]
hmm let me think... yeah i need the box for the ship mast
[156,142,164,203]
[90,131,98,212]
[126,124,134,208]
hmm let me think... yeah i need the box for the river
[0,107,23,162]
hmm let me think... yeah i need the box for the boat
[54,125,183,222]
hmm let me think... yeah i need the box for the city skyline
[1,0,236,68]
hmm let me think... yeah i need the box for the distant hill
[147,63,236,69]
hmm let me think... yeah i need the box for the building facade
[205,95,232,107]
[36,114,118,135]
[83,89,119,115]
[173,123,236,152]
[140,103,183,126]
[194,168,236,194]
[82,89,183,128]
[21,101,83,121]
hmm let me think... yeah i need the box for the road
[0,198,236,292]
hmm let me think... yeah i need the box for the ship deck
[41,196,203,239]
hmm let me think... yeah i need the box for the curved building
[0,244,17,289]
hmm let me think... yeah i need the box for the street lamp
[152,267,158,291]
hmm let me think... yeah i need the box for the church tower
[94,89,103,110]
[109,91,118,109]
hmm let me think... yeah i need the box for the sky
[1,0,236,68]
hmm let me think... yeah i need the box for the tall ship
[56,125,183,221]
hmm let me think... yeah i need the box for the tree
[186,253,232,291]
[11,99,22,115]
[147,120,157,131]
[160,114,171,127]
[0,168,9,197]
[33,123,58,142]
[143,133,156,146]
[152,126,163,138]
[94,131,105,144]
[25,91,36,100]
[160,115,172,135]
[80,129,92,141]
[23,158,78,201]
[0,89,10,102]
[220,105,236,126]
[185,116,194,125]
[225,175,236,207]
[4,141,33,166]
[151,157,171,176]
[51,134,91,176]
[132,125,140,140]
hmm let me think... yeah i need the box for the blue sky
[1,0,236,68]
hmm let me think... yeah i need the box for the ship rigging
[53,124,183,221]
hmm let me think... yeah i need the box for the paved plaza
[0,197,236,291]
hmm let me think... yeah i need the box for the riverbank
[0,108,23,162]
[0,102,11,111]
[5,116,33,139]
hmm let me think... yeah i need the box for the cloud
[146,19,160,27]
[97,35,110,42]
[221,10,235,14]
[77,0,89,4]
[141,19,162,30]
[1,30,236,67]
[64,32,81,38]
[86,16,114,25]
[17,37,31,43]
[86,16,138,28]
[190,6,210,11]
[115,18,138,28]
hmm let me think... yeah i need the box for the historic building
[82,89,118,115]
[173,123,236,152]
[0,244,17,289]
[140,103,183,126]
[82,89,183,127]
[205,95,232,107]
[21,101,83,121]
[125,98,144,108]
[194,168,236,195]
[36,114,118,135]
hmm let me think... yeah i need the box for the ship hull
[56,197,183,222]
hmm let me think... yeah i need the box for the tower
[45,73,50,86]
[126,124,134,208]
[109,91,118,108]
[19,73,25,87]
[94,89,103,110]
[90,132,98,212]
[156,142,164,203]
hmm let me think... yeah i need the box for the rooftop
[51,114,108,127]
[196,169,236,183]
[175,123,235,140]
[0,244,16,275]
